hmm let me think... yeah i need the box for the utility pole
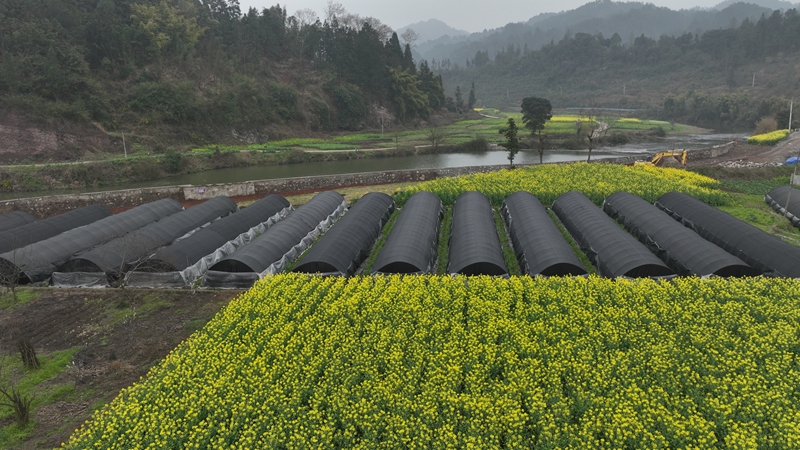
[122,131,128,159]
[752,73,755,87]
[786,98,797,210]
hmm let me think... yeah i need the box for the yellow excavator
[634,149,687,167]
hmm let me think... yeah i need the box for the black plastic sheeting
[447,191,508,276]
[136,195,291,273]
[0,205,111,254]
[553,191,674,278]
[0,199,183,284]
[656,191,800,278]
[58,197,237,277]
[502,191,587,276]
[0,211,35,232]
[765,186,800,229]
[604,192,759,277]
[294,192,396,276]
[205,191,347,286]
[371,191,442,274]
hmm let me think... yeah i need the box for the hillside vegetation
[0,0,446,160]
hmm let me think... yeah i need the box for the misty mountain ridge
[396,19,469,45]
[414,0,798,65]
[713,0,798,10]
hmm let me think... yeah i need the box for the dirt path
[0,288,238,449]
[684,132,798,167]
[750,131,800,163]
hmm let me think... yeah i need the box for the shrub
[162,149,182,173]
[754,117,778,135]
[604,133,630,145]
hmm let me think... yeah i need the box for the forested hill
[415,1,782,66]
[444,8,800,130]
[0,0,445,156]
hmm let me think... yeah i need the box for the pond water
[1,133,744,200]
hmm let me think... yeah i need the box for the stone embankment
[0,145,732,218]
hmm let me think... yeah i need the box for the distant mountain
[396,19,469,45]
[713,0,798,10]
[414,1,779,65]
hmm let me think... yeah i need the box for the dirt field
[686,132,800,167]
[0,288,239,449]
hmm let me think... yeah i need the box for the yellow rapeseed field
[64,275,800,449]
[747,129,789,145]
[394,163,725,206]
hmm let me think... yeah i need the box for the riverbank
[0,140,490,195]
[0,163,556,218]
[0,140,742,218]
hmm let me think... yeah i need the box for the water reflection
[1,135,739,200]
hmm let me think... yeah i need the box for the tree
[426,119,448,150]
[400,29,419,47]
[520,97,553,164]
[403,43,416,73]
[454,86,463,112]
[576,111,608,162]
[499,118,521,167]
[388,67,429,121]
[372,104,394,137]
[0,339,36,428]
[468,82,477,110]
[130,0,206,61]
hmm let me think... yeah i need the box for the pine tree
[403,43,416,74]
[468,82,477,109]
[499,118,520,167]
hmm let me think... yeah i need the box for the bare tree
[425,119,449,150]
[577,109,609,162]
[372,105,394,137]
[325,1,346,23]
[363,17,394,41]
[294,8,318,28]
[18,340,39,369]
[401,29,420,47]
[0,340,35,428]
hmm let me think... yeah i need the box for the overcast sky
[238,0,725,33]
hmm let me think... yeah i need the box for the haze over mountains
[402,0,800,64]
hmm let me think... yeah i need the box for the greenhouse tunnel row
[553,191,675,278]
[1,186,798,288]
[53,196,239,287]
[657,191,800,278]
[293,192,396,276]
[371,191,443,275]
[0,210,35,233]
[603,192,760,277]
[765,186,800,229]
[0,205,111,254]
[502,191,587,277]
[0,199,183,284]
[126,194,293,288]
[448,191,508,276]
[203,191,348,288]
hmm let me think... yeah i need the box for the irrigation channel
[0,134,743,201]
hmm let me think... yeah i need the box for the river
[0,133,744,200]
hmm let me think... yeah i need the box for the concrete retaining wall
[685,141,736,161]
